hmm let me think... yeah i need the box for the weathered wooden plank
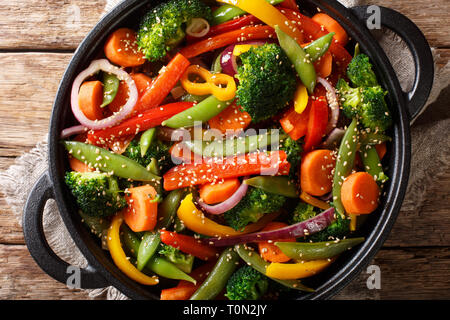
[0,244,448,299]
[0,0,448,50]
[0,0,107,50]
[335,247,450,300]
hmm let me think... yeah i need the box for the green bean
[212,51,223,73]
[235,244,314,292]
[332,118,359,216]
[360,145,389,184]
[147,256,196,284]
[275,26,317,94]
[121,225,195,283]
[139,128,156,157]
[244,176,298,198]
[190,247,239,300]
[137,232,160,271]
[184,132,288,158]
[174,216,186,233]
[156,188,187,230]
[304,32,335,62]
[359,131,392,146]
[63,141,160,182]
[100,72,120,108]
[162,95,233,128]
[275,238,365,261]
[78,210,109,238]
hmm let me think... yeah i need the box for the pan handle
[23,172,109,289]
[350,5,434,122]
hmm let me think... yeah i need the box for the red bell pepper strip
[303,97,329,152]
[186,14,261,43]
[163,151,289,191]
[133,53,190,114]
[280,100,312,141]
[179,25,275,58]
[87,102,194,145]
[160,262,216,300]
[160,230,219,261]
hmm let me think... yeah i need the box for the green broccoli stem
[360,144,389,184]
[332,118,359,217]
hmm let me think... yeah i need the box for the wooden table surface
[0,0,449,300]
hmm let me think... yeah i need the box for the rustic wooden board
[0,0,448,50]
[0,244,447,300]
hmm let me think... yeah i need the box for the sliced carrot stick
[314,51,333,78]
[300,149,336,197]
[131,73,153,96]
[104,28,145,68]
[341,172,380,215]
[123,185,158,232]
[208,103,252,133]
[108,73,153,114]
[133,53,190,114]
[78,81,104,120]
[169,142,195,164]
[199,178,241,205]
[258,222,296,263]
[69,156,93,173]
[312,13,349,46]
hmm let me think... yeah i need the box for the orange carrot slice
[78,81,104,120]
[312,13,349,45]
[208,103,252,133]
[104,28,145,68]
[300,149,336,196]
[123,185,158,232]
[258,222,296,263]
[341,172,380,215]
[199,178,241,205]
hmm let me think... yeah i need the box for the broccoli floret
[225,265,269,300]
[123,138,171,173]
[280,135,302,178]
[337,79,392,132]
[236,43,297,123]
[289,202,317,224]
[158,243,194,273]
[347,54,378,87]
[224,187,286,231]
[137,0,212,61]
[65,171,126,217]
[307,213,351,242]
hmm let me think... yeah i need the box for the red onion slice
[321,128,346,149]
[186,18,210,38]
[71,59,138,130]
[203,207,335,247]
[317,77,340,134]
[194,177,249,215]
[60,125,88,139]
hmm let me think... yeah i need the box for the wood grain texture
[0,0,107,50]
[0,0,448,50]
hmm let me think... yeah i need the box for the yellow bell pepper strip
[177,194,279,237]
[266,258,334,279]
[293,83,309,114]
[233,44,260,56]
[218,0,304,44]
[300,191,331,211]
[349,214,358,232]
[180,65,236,101]
[107,214,159,285]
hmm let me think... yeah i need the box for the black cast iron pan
[22,0,434,299]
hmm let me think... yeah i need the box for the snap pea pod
[184,132,287,158]
[359,131,392,146]
[244,176,298,198]
[63,141,160,182]
[174,216,186,233]
[235,244,314,292]
[275,237,365,261]
[332,118,359,217]
[303,32,335,62]
[137,232,160,271]
[275,26,317,94]
[190,247,239,300]
[212,0,284,25]
[140,128,156,157]
[100,72,120,108]
[137,189,187,270]
[162,95,233,128]
[121,225,195,283]
[360,145,389,184]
